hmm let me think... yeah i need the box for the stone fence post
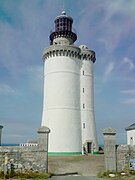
[37,126,50,173]
[103,128,116,172]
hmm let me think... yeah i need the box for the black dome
[50,11,77,45]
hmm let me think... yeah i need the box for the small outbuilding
[125,123,135,145]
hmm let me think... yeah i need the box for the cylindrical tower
[80,45,98,153]
[41,11,82,154]
[41,11,98,154]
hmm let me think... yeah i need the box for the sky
[0,0,135,145]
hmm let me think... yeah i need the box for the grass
[97,169,135,180]
[0,170,52,179]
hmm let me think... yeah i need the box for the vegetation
[97,170,110,178]
[97,168,135,179]
[0,170,52,179]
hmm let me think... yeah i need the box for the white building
[126,123,135,145]
[41,11,98,155]
[20,140,38,147]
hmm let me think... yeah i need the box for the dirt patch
[48,154,105,176]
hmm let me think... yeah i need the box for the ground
[48,155,135,179]
[48,154,104,176]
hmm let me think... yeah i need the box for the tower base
[48,152,82,156]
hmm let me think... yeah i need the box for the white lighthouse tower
[41,11,98,154]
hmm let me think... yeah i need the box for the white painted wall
[41,43,98,154]
[41,55,82,153]
[127,130,135,145]
[81,59,98,152]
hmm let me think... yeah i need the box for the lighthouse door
[87,142,92,153]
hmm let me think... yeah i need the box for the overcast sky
[0,0,135,145]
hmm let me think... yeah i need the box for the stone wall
[103,128,135,172]
[117,145,135,172]
[103,128,116,172]
[0,146,47,173]
[0,126,50,173]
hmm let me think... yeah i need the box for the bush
[0,171,4,178]
[97,169,135,179]
[97,171,110,178]
[0,170,52,179]
[129,169,135,175]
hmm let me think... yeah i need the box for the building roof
[55,11,73,22]
[125,123,135,131]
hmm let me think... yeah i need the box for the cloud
[122,57,134,70]
[0,83,15,94]
[121,89,135,94]
[2,120,38,144]
[25,66,43,80]
[0,0,135,145]
[122,98,135,105]
[103,62,115,82]
[77,0,135,55]
[24,66,43,92]
[121,88,135,105]
[0,0,58,82]
[114,56,135,83]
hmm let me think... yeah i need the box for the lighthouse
[41,11,98,154]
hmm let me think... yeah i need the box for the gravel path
[51,175,108,180]
[48,155,105,176]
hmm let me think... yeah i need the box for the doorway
[87,142,92,153]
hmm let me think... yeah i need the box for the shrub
[97,171,110,178]
[0,170,52,179]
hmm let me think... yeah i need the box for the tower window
[83,104,85,109]
[83,88,85,93]
[83,71,84,75]
[130,137,133,145]
[83,123,85,129]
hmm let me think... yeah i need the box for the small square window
[83,123,85,129]
[130,137,133,144]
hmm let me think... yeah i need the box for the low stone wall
[0,126,50,173]
[103,128,135,172]
[117,145,135,172]
[0,146,47,173]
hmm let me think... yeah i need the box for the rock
[109,173,116,177]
